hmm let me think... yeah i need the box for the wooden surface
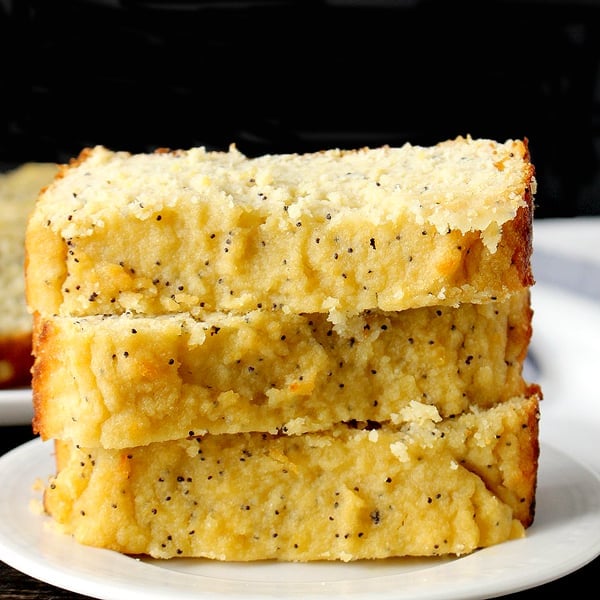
[1,424,597,599]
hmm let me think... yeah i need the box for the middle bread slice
[32,290,532,448]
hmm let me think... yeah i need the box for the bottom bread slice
[44,392,540,561]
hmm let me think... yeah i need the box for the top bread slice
[25,136,535,319]
[0,162,59,388]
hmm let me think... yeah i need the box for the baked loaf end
[0,162,58,388]
[26,136,536,318]
[32,291,533,448]
[44,393,540,561]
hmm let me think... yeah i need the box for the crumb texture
[33,291,533,447]
[29,136,541,561]
[44,395,539,561]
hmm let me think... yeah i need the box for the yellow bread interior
[33,291,533,447]
[31,136,541,563]
[44,393,540,561]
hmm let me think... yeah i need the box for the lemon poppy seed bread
[32,290,533,448]
[25,136,535,319]
[28,136,542,562]
[44,393,540,561]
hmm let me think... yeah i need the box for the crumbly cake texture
[31,136,541,562]
[32,291,533,447]
[44,394,540,561]
[25,136,536,318]
[0,162,58,387]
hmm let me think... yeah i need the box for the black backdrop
[1,0,599,219]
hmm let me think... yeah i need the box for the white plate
[0,434,598,600]
[0,388,32,426]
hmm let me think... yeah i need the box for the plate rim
[0,387,32,426]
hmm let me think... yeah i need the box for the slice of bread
[32,291,533,448]
[44,393,540,561]
[25,136,535,319]
[0,162,58,388]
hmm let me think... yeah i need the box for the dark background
[0,2,599,597]
[1,0,599,220]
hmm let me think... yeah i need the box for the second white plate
[0,388,32,426]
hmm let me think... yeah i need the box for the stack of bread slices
[26,136,542,561]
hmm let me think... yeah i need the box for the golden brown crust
[512,138,536,288]
[31,312,52,433]
[518,382,542,527]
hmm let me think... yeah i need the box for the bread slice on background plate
[0,162,58,388]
